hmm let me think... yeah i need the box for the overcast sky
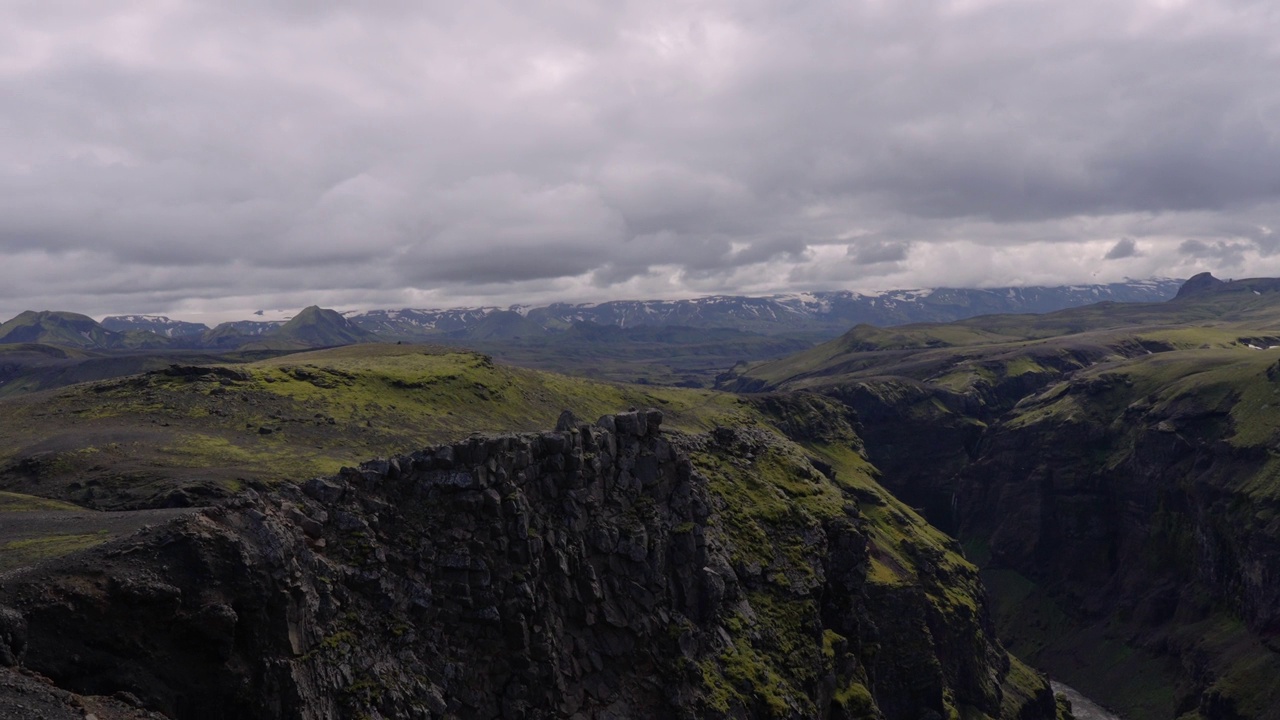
[4,0,1280,322]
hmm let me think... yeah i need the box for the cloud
[849,241,911,265]
[3,0,1280,319]
[1178,238,1252,267]
[1104,237,1140,260]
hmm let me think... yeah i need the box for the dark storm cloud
[850,241,911,265]
[1105,238,1139,260]
[4,0,1280,319]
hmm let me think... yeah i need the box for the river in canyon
[1051,681,1123,720]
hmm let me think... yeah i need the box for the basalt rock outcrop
[0,410,1062,719]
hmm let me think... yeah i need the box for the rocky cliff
[0,411,1061,719]
[957,360,1280,719]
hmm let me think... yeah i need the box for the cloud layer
[4,0,1280,320]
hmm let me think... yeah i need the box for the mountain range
[0,306,372,352]
[12,278,1183,352]
[344,278,1183,338]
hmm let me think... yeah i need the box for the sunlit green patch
[0,344,767,506]
[0,491,82,512]
[161,433,346,484]
[0,532,109,572]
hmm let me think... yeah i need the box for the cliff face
[0,410,1059,720]
[957,364,1280,719]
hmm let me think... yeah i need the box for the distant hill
[101,315,210,338]
[196,308,374,350]
[0,311,116,348]
[200,320,287,349]
[726,273,1280,394]
[0,311,167,350]
[273,306,377,346]
[0,306,374,355]
[442,310,548,341]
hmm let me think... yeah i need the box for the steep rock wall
[0,411,1060,720]
[958,371,1280,719]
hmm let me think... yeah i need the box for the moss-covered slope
[0,344,757,509]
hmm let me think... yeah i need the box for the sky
[3,0,1280,323]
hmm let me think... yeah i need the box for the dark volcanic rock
[0,413,723,719]
[0,412,1060,720]
[0,606,25,667]
[0,666,165,720]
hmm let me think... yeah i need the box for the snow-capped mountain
[1,278,1187,354]
[344,279,1185,339]
[340,307,503,335]
[100,314,210,338]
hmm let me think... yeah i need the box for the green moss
[688,433,864,718]
[998,655,1049,718]
[1134,327,1240,349]
[161,433,345,484]
[0,491,81,512]
[0,532,109,571]
[699,596,828,718]
[808,443,978,609]
[720,635,794,718]
[691,435,852,588]
[821,629,844,660]
[831,680,876,717]
[1003,355,1046,377]
[245,345,755,437]
[321,630,358,651]
[934,367,991,393]
[690,428,1012,719]
[1175,613,1280,717]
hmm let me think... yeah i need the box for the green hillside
[731,275,1280,393]
[274,305,378,346]
[0,344,756,508]
[0,311,168,350]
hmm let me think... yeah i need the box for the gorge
[3,275,1280,717]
